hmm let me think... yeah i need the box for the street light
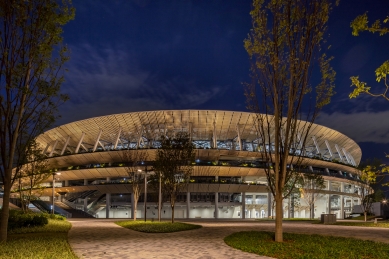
[52,172,61,214]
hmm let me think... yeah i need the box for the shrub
[0,209,49,230]
[46,213,65,221]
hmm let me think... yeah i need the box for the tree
[154,132,195,223]
[121,149,148,221]
[355,163,389,221]
[244,0,336,242]
[349,13,389,101]
[354,166,377,222]
[298,173,325,219]
[15,140,49,212]
[0,0,74,242]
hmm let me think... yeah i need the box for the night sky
[58,0,389,164]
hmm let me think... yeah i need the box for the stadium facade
[20,110,363,219]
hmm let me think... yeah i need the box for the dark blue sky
[59,0,389,163]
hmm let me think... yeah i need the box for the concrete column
[84,179,88,186]
[106,177,111,218]
[64,180,69,187]
[328,194,331,214]
[328,180,331,191]
[186,192,190,219]
[242,192,246,219]
[131,192,134,219]
[267,192,272,218]
[340,182,344,193]
[340,195,344,219]
[215,192,219,219]
[106,193,111,218]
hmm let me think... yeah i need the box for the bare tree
[299,173,325,219]
[244,0,336,242]
[0,0,74,242]
[16,140,50,212]
[121,149,149,221]
[154,132,195,223]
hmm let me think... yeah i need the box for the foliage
[154,132,195,223]
[0,219,76,259]
[121,149,149,221]
[116,220,201,233]
[244,0,336,242]
[224,231,389,259]
[354,163,388,221]
[0,0,75,242]
[0,210,48,230]
[349,13,389,101]
[14,140,50,212]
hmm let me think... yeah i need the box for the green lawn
[224,231,389,259]
[0,219,77,259]
[335,221,389,228]
[116,220,202,233]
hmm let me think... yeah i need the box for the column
[215,192,219,219]
[84,179,88,185]
[328,194,331,214]
[340,195,344,219]
[267,191,272,218]
[242,192,246,219]
[106,177,111,218]
[131,192,134,219]
[186,192,190,219]
[106,193,111,218]
[64,180,69,187]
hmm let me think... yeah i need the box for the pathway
[68,219,389,259]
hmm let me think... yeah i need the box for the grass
[346,215,376,221]
[224,231,389,259]
[0,219,77,259]
[334,221,389,228]
[256,218,320,222]
[116,220,202,233]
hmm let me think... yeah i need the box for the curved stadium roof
[36,110,361,165]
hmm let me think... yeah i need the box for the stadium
[17,110,363,219]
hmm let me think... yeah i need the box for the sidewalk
[68,219,389,259]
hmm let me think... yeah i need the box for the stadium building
[19,110,363,219]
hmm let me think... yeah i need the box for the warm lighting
[52,172,61,214]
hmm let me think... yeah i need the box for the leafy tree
[349,13,389,100]
[0,0,74,242]
[244,0,337,242]
[298,173,325,219]
[354,166,378,222]
[154,132,195,223]
[121,149,148,221]
[15,140,49,212]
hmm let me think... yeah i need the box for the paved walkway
[68,219,389,259]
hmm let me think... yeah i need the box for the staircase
[55,201,94,218]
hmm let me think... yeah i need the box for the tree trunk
[274,194,283,242]
[171,204,175,223]
[133,203,137,221]
[0,182,11,242]
[364,211,367,222]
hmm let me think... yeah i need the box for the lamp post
[52,172,61,214]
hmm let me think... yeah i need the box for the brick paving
[68,219,389,259]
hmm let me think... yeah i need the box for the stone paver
[68,219,389,259]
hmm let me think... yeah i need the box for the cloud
[316,111,389,143]
[58,44,223,124]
